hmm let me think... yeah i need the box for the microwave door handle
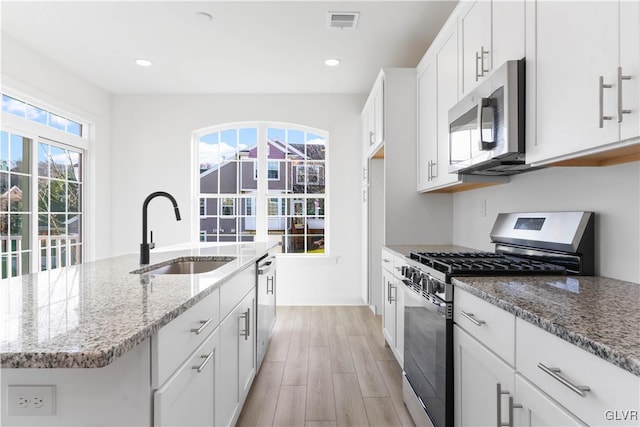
[478,98,497,151]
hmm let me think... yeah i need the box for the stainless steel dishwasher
[256,253,276,371]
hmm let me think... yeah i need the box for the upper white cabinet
[526,0,640,165]
[459,0,525,96]
[416,53,438,190]
[363,77,384,154]
[459,0,492,94]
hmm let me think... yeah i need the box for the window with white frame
[1,93,86,278]
[197,123,327,253]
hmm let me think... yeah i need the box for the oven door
[403,280,453,427]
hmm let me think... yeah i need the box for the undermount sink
[131,256,236,275]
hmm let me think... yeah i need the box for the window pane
[26,104,48,125]
[67,150,81,182]
[9,175,29,212]
[50,214,67,236]
[200,217,218,236]
[267,127,285,142]
[220,198,235,216]
[49,180,66,212]
[307,198,325,216]
[306,162,325,194]
[268,216,286,235]
[9,214,30,251]
[288,129,304,144]
[0,173,8,209]
[49,113,68,131]
[219,217,237,237]
[2,95,26,117]
[68,183,81,213]
[49,145,68,179]
[1,131,9,166]
[219,161,238,194]
[239,128,257,147]
[308,235,325,253]
[220,129,238,154]
[285,236,305,253]
[10,134,31,173]
[239,160,255,192]
[68,215,81,240]
[67,120,82,136]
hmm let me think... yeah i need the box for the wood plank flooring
[237,306,415,427]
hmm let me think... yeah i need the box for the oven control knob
[412,271,421,283]
[425,278,434,294]
[401,266,408,276]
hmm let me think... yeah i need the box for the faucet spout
[140,191,182,265]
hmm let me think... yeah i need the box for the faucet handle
[149,230,155,250]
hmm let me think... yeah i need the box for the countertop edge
[1,245,275,369]
[452,279,640,377]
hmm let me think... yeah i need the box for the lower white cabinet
[514,374,586,427]
[454,325,515,427]
[381,248,404,365]
[154,328,219,427]
[216,289,256,427]
[256,254,277,370]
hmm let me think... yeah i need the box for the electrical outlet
[7,385,56,416]
[480,199,487,217]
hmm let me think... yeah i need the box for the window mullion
[255,124,267,242]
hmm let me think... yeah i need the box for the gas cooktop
[409,251,567,276]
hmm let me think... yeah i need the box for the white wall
[111,94,365,304]
[452,162,640,283]
[1,34,113,261]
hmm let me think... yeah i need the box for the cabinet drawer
[454,287,515,365]
[381,248,394,273]
[152,289,220,388]
[516,318,640,426]
[220,264,256,320]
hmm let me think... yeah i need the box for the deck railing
[1,235,81,278]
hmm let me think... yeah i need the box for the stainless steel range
[401,211,594,427]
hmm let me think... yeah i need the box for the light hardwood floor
[237,306,415,427]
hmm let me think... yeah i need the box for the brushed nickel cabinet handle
[191,318,213,335]
[480,46,490,76]
[461,311,485,326]
[538,363,591,397]
[192,350,215,373]
[476,51,482,81]
[618,66,632,122]
[599,76,613,128]
[369,131,375,145]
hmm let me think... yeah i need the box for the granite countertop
[453,276,640,377]
[384,244,640,377]
[0,242,277,369]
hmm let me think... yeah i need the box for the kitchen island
[1,242,277,426]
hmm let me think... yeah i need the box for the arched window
[196,123,328,254]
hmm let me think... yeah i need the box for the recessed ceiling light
[195,11,213,22]
[325,59,341,67]
[135,59,152,67]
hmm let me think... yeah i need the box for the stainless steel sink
[131,257,236,275]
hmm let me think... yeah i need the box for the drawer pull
[383,258,391,263]
[191,318,213,335]
[496,383,522,427]
[192,350,215,373]
[537,363,591,397]
[461,311,485,326]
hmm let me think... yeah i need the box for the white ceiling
[1,1,457,95]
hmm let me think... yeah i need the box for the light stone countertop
[384,245,640,377]
[0,242,278,369]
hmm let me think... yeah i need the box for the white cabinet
[459,0,525,96]
[216,286,256,427]
[416,10,508,193]
[526,0,640,165]
[454,325,515,427]
[416,55,438,190]
[459,0,492,94]
[514,374,586,427]
[363,77,384,153]
[516,318,640,426]
[154,328,219,427]
[417,22,460,191]
[381,248,405,365]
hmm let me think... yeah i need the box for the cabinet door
[373,81,384,145]
[216,305,241,426]
[256,263,275,369]
[238,291,256,402]
[620,0,640,140]
[514,375,587,427]
[382,268,395,347]
[492,0,525,67]
[417,58,438,190]
[154,328,218,427]
[436,24,460,187]
[454,325,515,427]
[393,277,404,365]
[529,1,619,164]
[460,0,492,95]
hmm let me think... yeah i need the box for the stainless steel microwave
[448,59,530,175]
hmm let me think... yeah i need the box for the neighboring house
[199,138,325,240]
[0,185,22,212]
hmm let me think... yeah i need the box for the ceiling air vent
[328,12,360,30]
